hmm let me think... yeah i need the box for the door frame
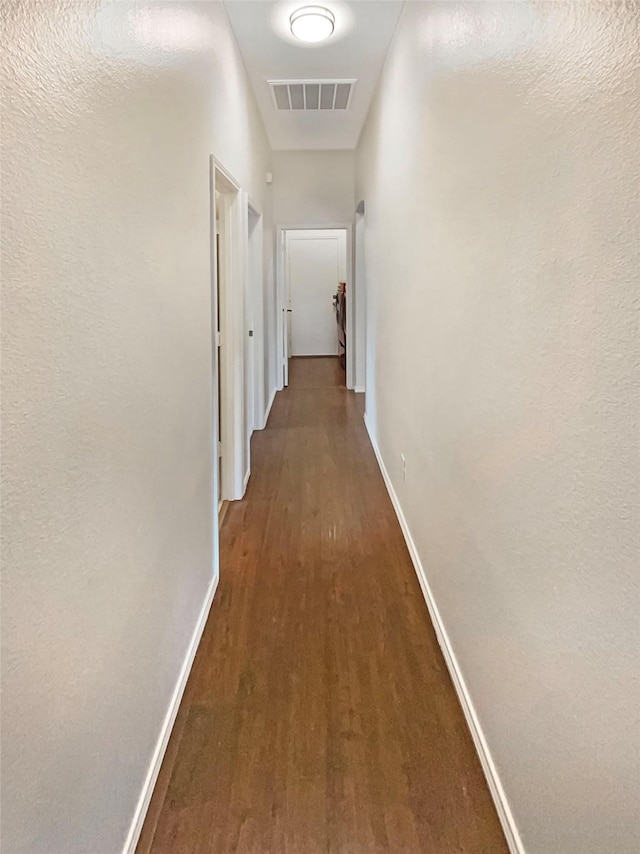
[245,199,265,484]
[276,223,354,389]
[212,157,247,502]
[354,206,366,394]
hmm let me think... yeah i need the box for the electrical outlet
[401,453,406,481]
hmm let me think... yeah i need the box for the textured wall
[273,150,355,225]
[356,2,640,852]
[1,2,272,852]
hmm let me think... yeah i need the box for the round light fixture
[290,6,335,43]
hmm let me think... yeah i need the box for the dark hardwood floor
[137,357,508,854]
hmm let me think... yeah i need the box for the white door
[287,234,342,356]
[244,267,253,477]
[281,230,289,387]
[245,210,259,482]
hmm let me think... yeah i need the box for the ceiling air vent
[268,79,356,111]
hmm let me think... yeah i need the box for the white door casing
[213,158,246,502]
[276,225,353,389]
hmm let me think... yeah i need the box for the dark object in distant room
[333,281,346,371]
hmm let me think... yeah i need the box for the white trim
[363,413,525,854]
[277,227,287,389]
[262,385,277,429]
[243,466,251,493]
[354,386,365,394]
[209,157,221,548]
[213,157,241,194]
[247,196,262,218]
[122,574,219,854]
[213,158,246,501]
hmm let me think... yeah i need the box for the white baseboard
[243,466,251,493]
[363,414,525,854]
[262,386,277,429]
[354,386,365,394]
[122,573,219,854]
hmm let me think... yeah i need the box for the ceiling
[223,1,405,150]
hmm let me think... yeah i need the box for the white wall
[356,2,640,854]
[1,2,273,852]
[354,211,366,391]
[273,150,355,226]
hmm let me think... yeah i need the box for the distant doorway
[279,227,350,387]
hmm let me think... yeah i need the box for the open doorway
[214,190,223,511]
[354,202,366,395]
[212,158,247,504]
[278,227,352,388]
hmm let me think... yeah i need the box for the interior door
[281,230,289,387]
[283,301,290,387]
[287,234,340,356]
[215,196,223,505]
[245,211,257,478]
[244,277,254,468]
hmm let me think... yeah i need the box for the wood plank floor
[137,357,508,854]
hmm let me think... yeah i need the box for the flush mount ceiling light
[290,6,335,43]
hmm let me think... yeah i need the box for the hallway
[137,358,507,854]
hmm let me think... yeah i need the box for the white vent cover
[268,79,356,111]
